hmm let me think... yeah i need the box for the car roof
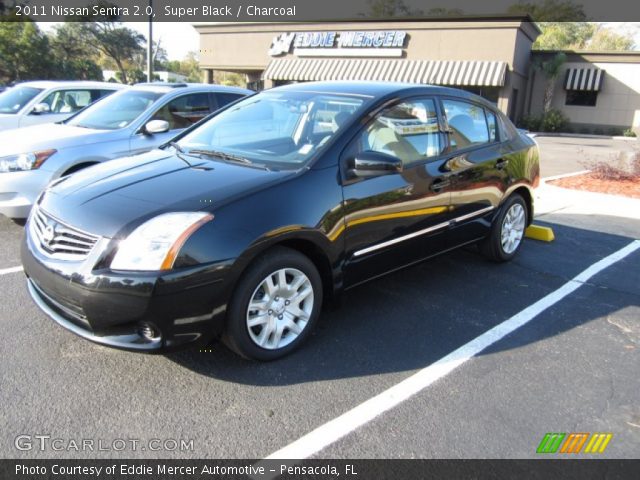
[13,81,125,90]
[270,81,496,109]
[130,83,253,95]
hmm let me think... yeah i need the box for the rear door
[341,96,453,286]
[438,97,510,247]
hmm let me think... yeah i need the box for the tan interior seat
[367,123,420,164]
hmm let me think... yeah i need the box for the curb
[542,170,591,183]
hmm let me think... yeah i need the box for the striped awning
[263,59,508,87]
[564,68,604,91]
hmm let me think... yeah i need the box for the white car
[0,81,125,131]
[0,83,252,218]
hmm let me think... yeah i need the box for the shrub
[623,128,637,138]
[518,115,541,132]
[581,149,640,181]
[539,109,569,133]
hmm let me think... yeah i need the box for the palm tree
[533,52,567,113]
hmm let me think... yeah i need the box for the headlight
[0,149,57,172]
[111,212,214,271]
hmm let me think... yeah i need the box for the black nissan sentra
[22,82,539,360]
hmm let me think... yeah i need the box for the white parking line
[266,239,640,459]
[0,266,23,276]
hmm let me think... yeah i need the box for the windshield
[67,89,161,130]
[178,91,367,168]
[0,86,43,114]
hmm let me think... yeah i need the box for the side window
[214,93,244,109]
[41,89,92,114]
[442,99,490,151]
[485,109,498,142]
[353,98,444,165]
[90,89,117,103]
[152,93,211,130]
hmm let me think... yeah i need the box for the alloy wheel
[246,268,314,350]
[500,203,526,254]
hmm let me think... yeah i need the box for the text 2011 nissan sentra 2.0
[22,82,539,361]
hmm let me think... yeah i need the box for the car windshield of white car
[0,86,44,114]
[178,91,367,169]
[67,90,162,130]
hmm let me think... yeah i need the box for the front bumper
[0,169,54,219]
[22,226,232,352]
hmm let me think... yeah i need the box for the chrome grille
[30,206,99,260]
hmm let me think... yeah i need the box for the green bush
[518,115,541,132]
[519,110,570,133]
[539,109,569,132]
[623,128,637,138]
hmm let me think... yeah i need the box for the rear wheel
[223,247,322,361]
[480,194,527,262]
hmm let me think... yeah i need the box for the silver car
[0,83,252,218]
[0,81,124,130]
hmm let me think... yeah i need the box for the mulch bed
[549,172,640,199]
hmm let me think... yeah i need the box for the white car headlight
[111,212,214,271]
[0,149,57,172]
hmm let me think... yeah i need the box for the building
[528,50,640,134]
[194,17,640,134]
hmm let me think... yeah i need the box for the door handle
[430,179,450,192]
[496,159,509,170]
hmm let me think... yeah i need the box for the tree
[533,22,597,50]
[364,0,422,17]
[425,8,464,16]
[78,22,145,84]
[508,1,634,51]
[533,52,566,112]
[588,26,635,50]
[508,0,588,21]
[48,23,102,80]
[0,16,52,83]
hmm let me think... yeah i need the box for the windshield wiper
[169,141,197,168]
[189,149,269,170]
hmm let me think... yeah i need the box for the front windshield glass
[0,86,43,114]
[178,91,367,168]
[67,89,162,130]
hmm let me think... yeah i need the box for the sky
[39,22,640,62]
[39,22,200,61]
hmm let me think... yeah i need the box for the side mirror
[144,120,170,135]
[31,103,51,115]
[348,151,403,178]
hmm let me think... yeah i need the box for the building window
[565,91,598,107]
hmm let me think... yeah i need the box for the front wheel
[223,247,323,361]
[480,194,528,262]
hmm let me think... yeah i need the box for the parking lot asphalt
[1,140,639,461]
[534,135,638,179]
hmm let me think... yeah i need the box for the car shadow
[167,213,639,385]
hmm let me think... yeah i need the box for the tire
[223,246,323,361]
[480,193,528,262]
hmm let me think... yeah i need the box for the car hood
[0,123,114,156]
[39,149,296,238]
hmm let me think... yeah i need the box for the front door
[341,97,453,287]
